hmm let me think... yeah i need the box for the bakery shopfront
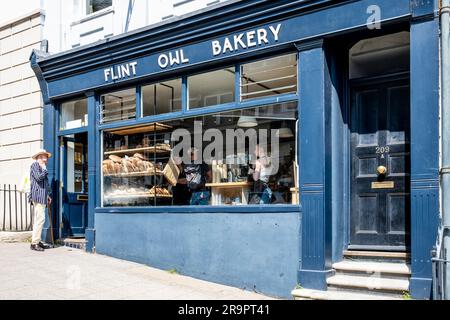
[31,0,440,299]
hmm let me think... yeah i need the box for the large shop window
[100,88,136,123]
[188,68,235,109]
[60,98,88,130]
[142,78,182,117]
[241,53,297,101]
[102,102,299,207]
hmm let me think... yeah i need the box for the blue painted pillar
[85,92,97,252]
[297,39,333,290]
[409,17,440,299]
[42,102,59,243]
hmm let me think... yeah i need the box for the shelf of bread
[104,144,171,156]
[109,123,172,135]
[103,153,164,176]
[104,186,172,200]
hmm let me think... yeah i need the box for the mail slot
[371,181,395,189]
[77,194,88,202]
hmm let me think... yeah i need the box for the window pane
[101,88,136,123]
[188,68,235,109]
[60,98,88,130]
[142,79,182,117]
[102,102,298,207]
[241,53,297,101]
[86,0,112,14]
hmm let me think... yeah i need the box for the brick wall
[0,11,44,186]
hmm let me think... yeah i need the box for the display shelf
[206,182,251,188]
[104,146,171,156]
[104,194,172,200]
[104,170,164,177]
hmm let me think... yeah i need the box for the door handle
[376,166,387,175]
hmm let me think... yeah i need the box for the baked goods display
[104,186,172,200]
[102,153,162,176]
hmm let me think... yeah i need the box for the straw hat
[32,149,52,160]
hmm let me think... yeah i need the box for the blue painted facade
[30,0,441,299]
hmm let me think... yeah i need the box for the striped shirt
[29,162,51,205]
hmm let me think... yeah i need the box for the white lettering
[129,62,138,75]
[269,24,281,41]
[120,64,130,77]
[257,28,269,45]
[104,68,111,82]
[247,30,256,47]
[111,67,118,80]
[212,40,222,56]
[169,51,180,66]
[180,50,190,64]
[158,54,169,68]
[210,24,282,56]
[223,37,234,54]
[234,34,247,50]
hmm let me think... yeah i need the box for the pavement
[0,243,276,300]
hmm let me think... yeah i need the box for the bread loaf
[109,155,122,163]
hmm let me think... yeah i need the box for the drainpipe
[440,0,450,300]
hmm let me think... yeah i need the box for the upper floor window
[86,0,112,15]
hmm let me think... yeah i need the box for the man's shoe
[38,241,53,249]
[30,244,44,252]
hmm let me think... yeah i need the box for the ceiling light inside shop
[237,116,258,127]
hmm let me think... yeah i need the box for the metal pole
[440,0,450,300]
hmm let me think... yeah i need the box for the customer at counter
[183,148,212,205]
[171,156,191,205]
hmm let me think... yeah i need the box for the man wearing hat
[29,149,53,251]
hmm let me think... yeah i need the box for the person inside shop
[249,144,273,204]
[183,147,212,205]
[171,156,191,205]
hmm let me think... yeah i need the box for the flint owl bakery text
[156,23,282,69]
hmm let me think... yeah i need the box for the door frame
[58,131,89,238]
[346,71,411,252]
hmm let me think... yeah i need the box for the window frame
[92,51,300,210]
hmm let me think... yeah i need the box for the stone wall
[0,10,44,186]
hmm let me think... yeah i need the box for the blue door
[61,133,88,238]
[350,78,410,251]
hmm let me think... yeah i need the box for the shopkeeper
[249,144,273,204]
[183,148,212,205]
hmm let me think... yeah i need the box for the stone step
[327,274,410,293]
[292,288,404,300]
[333,261,411,276]
[63,238,87,250]
[344,250,410,260]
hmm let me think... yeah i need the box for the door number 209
[376,146,390,154]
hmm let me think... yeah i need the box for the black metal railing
[432,226,449,300]
[0,184,33,232]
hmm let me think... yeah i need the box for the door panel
[61,133,88,237]
[350,79,410,250]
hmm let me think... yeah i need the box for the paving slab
[0,243,276,300]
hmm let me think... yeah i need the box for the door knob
[377,166,387,175]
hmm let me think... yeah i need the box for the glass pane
[349,32,410,79]
[101,88,136,123]
[188,68,235,109]
[60,99,88,130]
[142,79,182,117]
[102,102,299,207]
[86,0,112,14]
[67,141,84,193]
[241,53,297,101]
